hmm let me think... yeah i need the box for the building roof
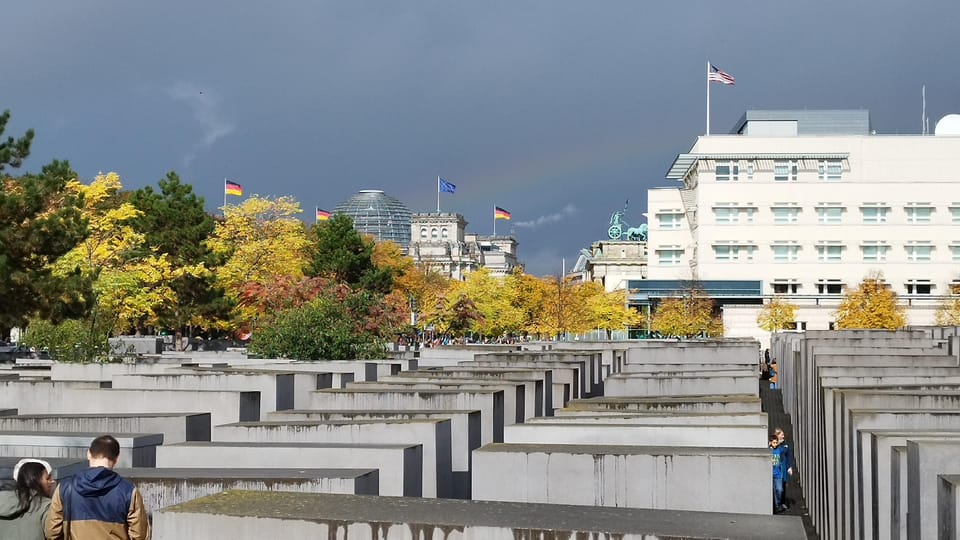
[666,153,849,180]
[731,109,872,135]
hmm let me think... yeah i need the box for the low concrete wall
[0,413,211,443]
[213,419,452,499]
[472,443,770,514]
[502,423,767,448]
[0,432,162,467]
[155,442,422,497]
[603,373,758,397]
[119,467,379,516]
[565,395,762,414]
[111,372,294,418]
[152,491,808,540]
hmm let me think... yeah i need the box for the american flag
[708,64,736,85]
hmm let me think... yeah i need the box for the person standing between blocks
[45,435,150,540]
[769,433,788,513]
[774,427,795,508]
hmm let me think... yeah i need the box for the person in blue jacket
[770,433,788,513]
[774,427,795,508]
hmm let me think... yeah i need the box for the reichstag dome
[332,190,412,250]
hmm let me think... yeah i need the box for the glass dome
[332,190,412,249]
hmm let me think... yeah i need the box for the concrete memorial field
[0,339,808,538]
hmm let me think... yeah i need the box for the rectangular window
[861,242,890,262]
[772,280,800,294]
[952,245,960,262]
[951,206,960,223]
[816,280,843,294]
[817,160,842,181]
[771,243,799,262]
[715,162,739,182]
[714,206,756,224]
[746,162,755,180]
[817,244,843,262]
[906,243,933,262]
[774,160,798,182]
[714,244,756,262]
[657,248,682,266]
[906,206,933,224]
[816,206,843,224]
[905,280,932,295]
[772,206,800,224]
[657,213,682,229]
[861,206,889,224]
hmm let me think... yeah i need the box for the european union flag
[439,177,456,194]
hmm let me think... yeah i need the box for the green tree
[248,283,403,360]
[0,158,88,337]
[0,109,34,172]
[131,172,229,345]
[309,214,392,293]
[835,273,906,329]
[757,296,799,332]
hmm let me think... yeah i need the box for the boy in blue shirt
[770,433,788,513]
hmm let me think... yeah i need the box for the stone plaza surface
[0,339,811,537]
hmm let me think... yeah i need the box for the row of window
[654,242,955,265]
[770,279,938,295]
[656,204,950,228]
[419,227,450,240]
[714,159,842,182]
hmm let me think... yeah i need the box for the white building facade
[409,213,520,280]
[642,110,960,341]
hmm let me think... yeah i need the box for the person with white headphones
[0,458,56,540]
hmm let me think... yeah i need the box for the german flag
[494,206,511,220]
[316,208,331,221]
[224,180,243,196]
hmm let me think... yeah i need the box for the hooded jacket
[45,467,150,540]
[0,488,50,540]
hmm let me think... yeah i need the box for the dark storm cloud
[1,0,958,274]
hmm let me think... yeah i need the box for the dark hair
[13,462,48,515]
[89,435,121,460]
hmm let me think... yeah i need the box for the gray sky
[3,1,959,275]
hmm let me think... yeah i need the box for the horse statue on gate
[607,200,647,242]
[625,223,648,242]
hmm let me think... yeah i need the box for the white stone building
[408,213,520,280]
[639,110,960,342]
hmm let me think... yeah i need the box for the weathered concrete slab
[565,395,762,414]
[0,413,211,443]
[907,439,960,540]
[399,368,552,417]
[118,467,379,516]
[0,383,260,425]
[266,409,480,499]
[152,491,807,540]
[472,443,770,514]
[503,422,767,448]
[549,410,770,425]
[604,373,758,397]
[213,419,452,499]
[111,372,295,417]
[309,388,504,445]
[155,442,422,497]
[939,474,960,540]
[0,431,163,467]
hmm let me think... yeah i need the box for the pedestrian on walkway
[45,435,150,539]
[0,458,55,540]
[770,433,788,513]
[774,427,795,508]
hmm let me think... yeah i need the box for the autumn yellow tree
[206,195,311,325]
[834,273,906,329]
[50,173,202,334]
[505,269,548,338]
[650,290,721,338]
[582,282,643,338]
[935,297,960,325]
[757,296,799,332]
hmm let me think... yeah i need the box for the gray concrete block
[118,467,379,516]
[0,413,211,443]
[502,422,767,448]
[152,490,808,540]
[0,432,163,467]
[154,442,422,497]
[472,443,771,514]
[907,439,960,540]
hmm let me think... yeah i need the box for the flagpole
[437,176,440,212]
[706,61,711,136]
[493,206,496,236]
[223,178,227,214]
